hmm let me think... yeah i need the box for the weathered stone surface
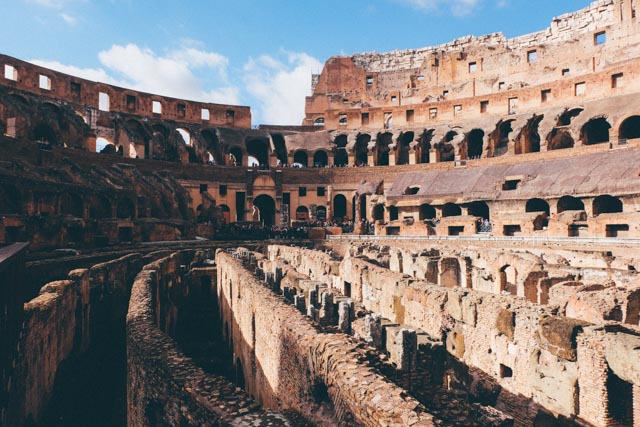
[537,316,590,361]
[495,309,515,342]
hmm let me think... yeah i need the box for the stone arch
[467,201,489,220]
[316,205,327,222]
[546,128,575,150]
[417,129,434,164]
[463,129,485,159]
[246,139,269,168]
[201,129,224,165]
[296,205,310,222]
[442,203,462,217]
[96,136,115,154]
[293,150,308,167]
[397,131,414,165]
[557,196,585,213]
[375,132,393,166]
[125,119,151,159]
[60,192,83,218]
[334,135,348,166]
[271,134,288,165]
[619,115,640,140]
[489,120,514,157]
[515,114,544,154]
[557,108,584,126]
[176,128,191,146]
[437,131,457,162]
[580,117,611,145]
[219,204,231,224]
[117,197,135,219]
[253,194,276,226]
[419,204,436,220]
[355,134,371,166]
[33,123,59,146]
[593,195,623,216]
[333,194,348,219]
[499,265,517,295]
[313,150,328,167]
[89,195,112,219]
[229,146,243,166]
[526,198,550,215]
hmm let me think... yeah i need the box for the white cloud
[243,51,322,125]
[60,12,77,26]
[30,42,240,106]
[394,0,487,16]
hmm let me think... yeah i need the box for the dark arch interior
[313,150,328,167]
[557,196,585,213]
[467,201,489,220]
[294,150,308,167]
[419,204,436,220]
[376,133,393,166]
[418,130,434,164]
[467,129,484,159]
[355,134,371,166]
[201,130,223,165]
[581,118,611,145]
[117,198,135,219]
[333,194,347,219]
[515,115,543,154]
[557,108,583,126]
[246,139,269,168]
[90,196,112,219]
[229,146,243,166]
[619,116,640,140]
[60,193,83,217]
[492,121,513,157]
[397,132,414,165]
[34,123,58,145]
[442,203,462,217]
[526,198,550,216]
[389,205,399,221]
[253,194,276,226]
[373,204,385,221]
[547,129,575,150]
[593,195,623,215]
[271,134,288,165]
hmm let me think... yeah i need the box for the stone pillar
[338,301,352,333]
[397,329,418,372]
[368,152,375,167]
[409,149,417,165]
[294,294,306,313]
[319,292,334,326]
[430,148,439,163]
[364,314,383,349]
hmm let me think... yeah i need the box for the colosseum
[2,0,640,426]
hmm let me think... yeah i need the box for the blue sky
[1,0,592,125]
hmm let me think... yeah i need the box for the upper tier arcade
[304,0,640,130]
[0,54,251,129]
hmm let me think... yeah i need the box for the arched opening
[417,130,434,164]
[229,146,243,166]
[389,206,399,221]
[404,186,420,195]
[355,134,371,166]
[499,265,517,295]
[176,128,191,146]
[419,204,436,220]
[293,150,308,167]
[375,132,393,166]
[557,108,583,126]
[619,116,640,140]
[253,194,276,226]
[373,204,385,221]
[316,206,327,222]
[333,194,347,219]
[490,120,514,157]
[219,204,231,224]
[526,198,550,216]
[442,203,462,217]
[314,117,325,126]
[296,205,310,222]
[89,195,112,219]
[515,114,543,154]
[547,128,575,150]
[437,131,457,162]
[125,120,150,159]
[557,196,585,213]
[33,123,59,146]
[96,137,114,153]
[201,130,224,165]
[248,155,259,167]
[60,193,83,217]
[271,134,288,166]
[397,132,414,165]
[334,135,348,166]
[593,195,623,216]
[580,117,610,145]
[313,150,328,167]
[465,129,485,159]
[467,201,489,220]
[246,139,269,169]
[117,197,135,219]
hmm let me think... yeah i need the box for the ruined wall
[270,245,640,426]
[126,250,279,426]
[216,250,436,426]
[8,253,143,426]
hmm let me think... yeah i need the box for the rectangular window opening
[575,82,586,96]
[502,179,521,191]
[201,108,210,121]
[4,65,17,81]
[39,75,51,90]
[317,187,326,197]
[220,185,227,196]
[527,50,537,63]
[361,112,369,126]
[595,31,606,45]
[126,94,137,111]
[366,76,374,86]
[152,100,162,114]
[480,100,489,113]
[339,115,347,126]
[612,72,624,89]
[429,108,438,119]
[562,68,570,76]
[498,81,505,91]
[454,105,462,117]
[508,97,518,115]
[469,61,477,73]
[406,109,414,123]
[299,187,307,197]
[500,364,513,378]
[541,89,551,103]
[177,103,186,118]
[98,92,110,112]
[70,82,81,98]
[199,184,208,193]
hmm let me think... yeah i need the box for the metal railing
[327,234,640,245]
